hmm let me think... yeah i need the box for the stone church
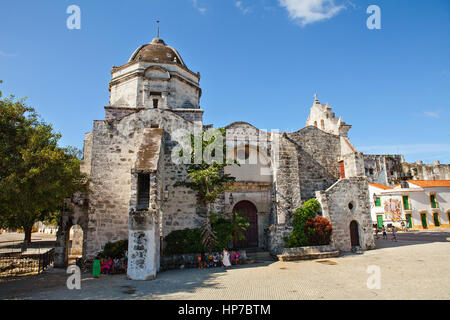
[55,37,375,278]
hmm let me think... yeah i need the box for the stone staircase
[277,245,340,262]
[242,248,276,263]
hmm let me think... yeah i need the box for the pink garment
[101,260,112,272]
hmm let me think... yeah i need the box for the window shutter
[430,195,437,208]
[402,196,410,210]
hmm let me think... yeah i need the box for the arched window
[234,144,250,162]
[320,119,325,130]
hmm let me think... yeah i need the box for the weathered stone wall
[109,62,200,111]
[286,127,341,201]
[110,76,140,107]
[316,177,375,252]
[273,134,301,224]
[342,152,365,178]
[363,155,403,186]
[80,132,93,175]
[82,108,202,259]
[160,130,203,237]
[266,224,293,255]
[402,161,450,181]
[172,109,204,125]
[363,155,450,186]
[55,196,89,267]
[105,107,143,122]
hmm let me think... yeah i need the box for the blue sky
[0,0,449,163]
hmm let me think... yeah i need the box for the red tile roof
[407,180,450,188]
[368,183,393,190]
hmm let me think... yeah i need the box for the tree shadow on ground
[0,261,277,300]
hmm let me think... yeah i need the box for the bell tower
[306,94,351,137]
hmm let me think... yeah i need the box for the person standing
[92,258,101,278]
[392,227,397,242]
[222,249,231,269]
[382,226,387,239]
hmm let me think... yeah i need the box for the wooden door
[405,214,412,228]
[350,221,360,247]
[377,215,384,228]
[339,161,345,179]
[233,201,258,248]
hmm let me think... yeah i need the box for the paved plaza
[0,232,56,254]
[1,229,449,300]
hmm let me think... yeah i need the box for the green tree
[175,128,236,250]
[231,210,250,248]
[0,82,87,245]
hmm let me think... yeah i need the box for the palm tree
[231,211,250,248]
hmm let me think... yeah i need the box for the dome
[128,38,186,67]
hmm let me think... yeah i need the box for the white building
[368,180,450,230]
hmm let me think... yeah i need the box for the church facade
[54,38,376,272]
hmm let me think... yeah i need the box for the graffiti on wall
[383,198,402,221]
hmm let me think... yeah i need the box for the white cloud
[279,0,345,26]
[423,111,439,118]
[236,1,251,15]
[0,50,15,57]
[191,0,207,14]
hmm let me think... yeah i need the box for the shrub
[304,216,332,246]
[101,239,128,258]
[285,198,332,247]
[163,215,239,255]
[163,228,204,255]
[285,198,321,248]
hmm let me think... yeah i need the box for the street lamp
[229,193,234,206]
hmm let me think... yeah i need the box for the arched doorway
[233,200,258,248]
[66,225,83,265]
[349,221,360,247]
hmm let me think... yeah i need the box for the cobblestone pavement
[1,230,449,300]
